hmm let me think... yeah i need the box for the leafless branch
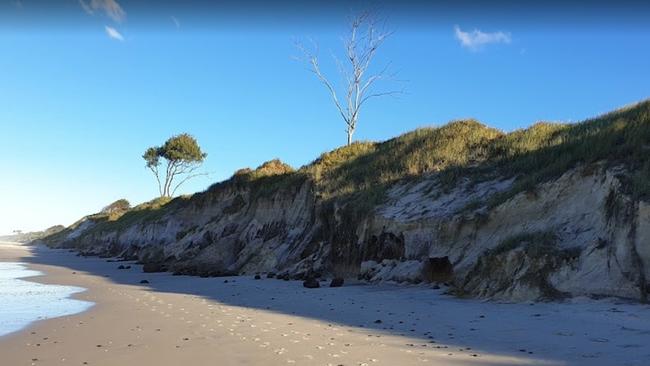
[296,11,403,145]
[171,171,209,197]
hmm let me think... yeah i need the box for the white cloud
[454,25,511,50]
[80,0,126,23]
[105,26,124,41]
[171,16,180,29]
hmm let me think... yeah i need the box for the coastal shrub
[101,199,131,214]
[87,195,183,234]
[249,159,295,179]
[98,199,132,220]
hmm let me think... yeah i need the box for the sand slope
[1,243,649,366]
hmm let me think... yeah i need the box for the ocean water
[0,262,93,337]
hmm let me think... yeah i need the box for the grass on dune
[59,99,650,237]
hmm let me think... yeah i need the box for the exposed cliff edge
[39,100,650,302]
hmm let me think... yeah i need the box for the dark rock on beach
[142,263,166,273]
[303,278,320,288]
[330,277,345,287]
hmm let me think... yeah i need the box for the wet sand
[1,242,649,366]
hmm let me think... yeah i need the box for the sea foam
[0,262,93,337]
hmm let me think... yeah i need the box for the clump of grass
[485,100,650,206]
[490,231,557,256]
[99,199,131,220]
[88,196,183,234]
[297,120,503,215]
[246,159,295,179]
[237,159,306,200]
[463,230,582,300]
[312,121,501,195]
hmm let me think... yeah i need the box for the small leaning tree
[143,133,207,198]
[298,11,402,146]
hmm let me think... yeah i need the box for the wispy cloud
[454,25,511,51]
[80,0,126,23]
[171,16,180,29]
[105,26,124,41]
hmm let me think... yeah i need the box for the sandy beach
[0,242,649,366]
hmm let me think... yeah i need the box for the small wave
[0,262,93,337]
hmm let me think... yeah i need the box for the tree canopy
[143,133,207,197]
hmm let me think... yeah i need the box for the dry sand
[1,242,649,366]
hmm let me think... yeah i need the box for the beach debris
[330,278,344,287]
[303,278,320,288]
[142,263,166,273]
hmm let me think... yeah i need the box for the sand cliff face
[44,163,650,303]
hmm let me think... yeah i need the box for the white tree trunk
[298,12,401,147]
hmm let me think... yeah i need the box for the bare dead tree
[297,12,402,146]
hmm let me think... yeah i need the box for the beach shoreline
[1,242,649,366]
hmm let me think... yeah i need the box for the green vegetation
[485,101,650,205]
[235,159,295,180]
[489,231,558,256]
[236,99,648,218]
[489,231,582,263]
[51,99,650,239]
[295,99,650,212]
[228,159,305,200]
[256,100,649,217]
[86,196,183,234]
[143,133,207,198]
[464,230,582,300]
[302,120,502,213]
[99,199,131,220]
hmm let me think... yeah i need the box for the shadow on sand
[21,244,638,366]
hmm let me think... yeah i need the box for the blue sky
[1,1,650,234]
